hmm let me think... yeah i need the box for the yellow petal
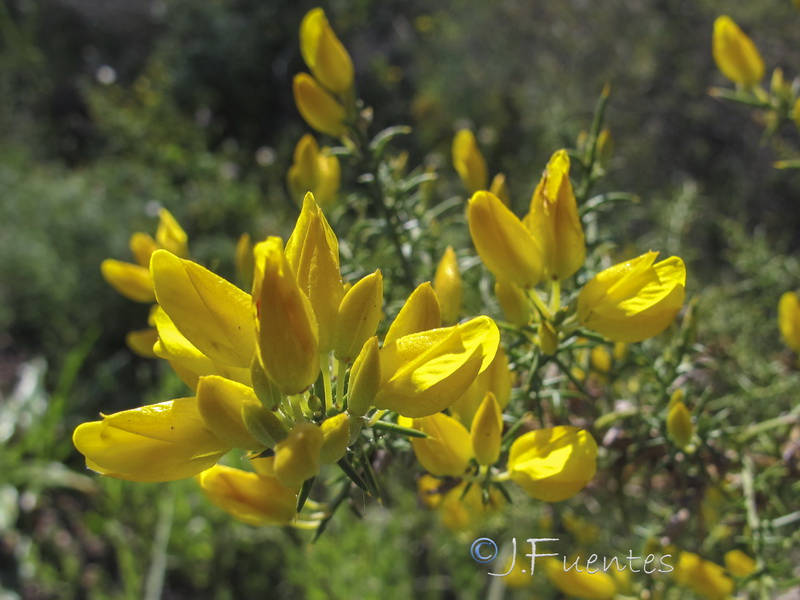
[254,237,320,395]
[285,192,343,352]
[333,270,383,363]
[494,280,533,327]
[666,400,693,450]
[293,73,347,138]
[320,412,349,464]
[452,129,488,194]
[235,233,254,292]
[778,291,800,351]
[508,426,598,502]
[347,336,381,416]
[273,421,324,488]
[433,246,462,325]
[468,191,543,288]
[384,282,441,345]
[374,316,500,417]
[470,392,502,465]
[543,558,617,600]
[196,464,296,526]
[73,398,230,482]
[407,412,473,476]
[151,250,255,367]
[125,327,159,358]
[129,232,159,268]
[196,376,271,451]
[299,8,354,95]
[673,551,734,599]
[100,259,155,303]
[578,252,686,343]
[488,173,510,206]
[712,16,764,86]
[724,549,756,578]
[523,149,585,281]
[156,208,189,258]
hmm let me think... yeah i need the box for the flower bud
[433,246,462,325]
[293,73,347,138]
[470,392,502,465]
[508,426,597,502]
[724,549,756,578]
[196,376,268,450]
[156,208,189,258]
[542,557,616,600]
[320,412,349,464]
[101,259,155,303]
[494,280,533,327]
[712,16,764,86]
[779,291,800,351]
[333,270,383,363]
[196,464,297,526]
[285,192,344,352]
[673,552,734,599]
[235,233,254,291]
[129,232,159,267]
[126,327,159,358]
[489,173,510,206]
[537,321,558,356]
[254,237,320,395]
[347,336,381,416]
[384,282,441,345]
[452,129,488,194]
[272,421,324,488]
[577,251,686,343]
[300,8,354,95]
[523,149,585,281]
[666,399,693,450]
[287,135,341,208]
[468,191,543,288]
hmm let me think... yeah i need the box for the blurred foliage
[1,0,799,598]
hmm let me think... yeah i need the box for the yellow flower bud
[508,426,598,502]
[333,270,383,362]
[384,282,441,345]
[196,464,297,526]
[293,73,347,138]
[724,549,756,577]
[452,129,488,194]
[347,336,381,416]
[125,327,158,358]
[320,412,349,463]
[666,399,693,450]
[73,398,230,482]
[712,16,764,87]
[129,232,159,268]
[287,135,341,208]
[577,251,686,343]
[433,246,462,324]
[468,191,543,288]
[272,421,324,488]
[300,8,354,95]
[673,551,734,599]
[488,173,510,206]
[374,316,500,417]
[253,237,320,395]
[151,250,256,367]
[542,557,617,600]
[494,280,533,327]
[470,392,502,465]
[101,259,155,303]
[779,291,800,351]
[235,232,254,291]
[524,149,585,281]
[403,412,473,476]
[590,345,612,374]
[156,208,189,258]
[285,192,344,352]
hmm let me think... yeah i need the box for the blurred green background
[1,0,799,598]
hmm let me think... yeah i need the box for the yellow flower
[287,135,341,208]
[542,557,617,600]
[724,549,756,577]
[320,412,349,464]
[666,399,693,450]
[333,270,383,363]
[778,291,800,351]
[285,192,344,353]
[468,191,543,288]
[452,129,488,194]
[470,392,502,465]
[155,208,189,258]
[273,421,324,488]
[72,398,230,482]
[508,426,598,502]
[384,281,441,345]
[253,237,320,395]
[577,251,686,343]
[523,149,585,281]
[712,16,764,86]
[293,72,347,138]
[299,8,354,95]
[196,464,297,526]
[373,316,500,417]
[673,551,734,599]
[100,259,155,303]
[433,246,462,324]
[401,412,473,476]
